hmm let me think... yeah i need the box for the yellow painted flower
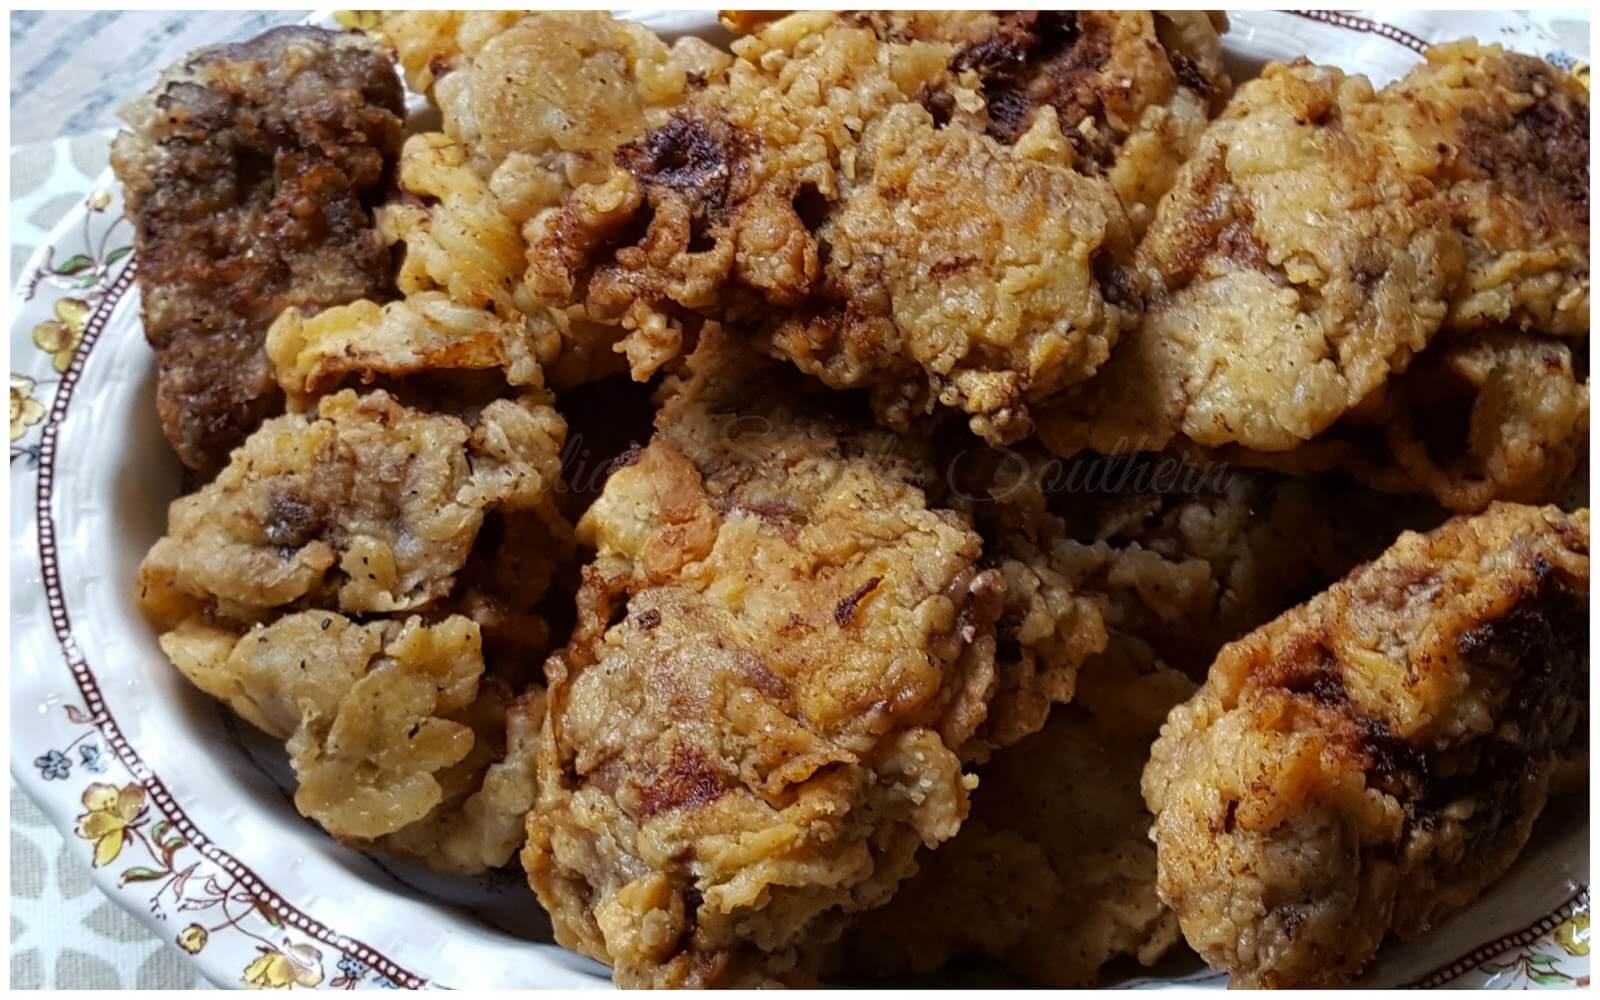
[1557,909,1590,957]
[89,189,112,211]
[32,297,90,373]
[177,924,209,954]
[243,942,324,989]
[10,374,45,442]
[74,782,146,868]
[334,10,383,32]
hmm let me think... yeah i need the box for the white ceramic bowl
[9,9,1590,989]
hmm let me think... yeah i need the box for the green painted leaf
[53,255,93,276]
[120,867,165,884]
[105,246,131,266]
[1528,953,1558,967]
[1529,970,1571,986]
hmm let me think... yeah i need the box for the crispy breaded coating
[377,685,545,874]
[1039,60,1464,457]
[266,293,549,410]
[840,452,1440,985]
[370,13,725,385]
[137,389,566,625]
[111,26,404,472]
[523,331,1011,986]
[850,11,1232,234]
[158,611,540,873]
[1374,42,1589,336]
[363,11,521,96]
[1143,503,1590,986]
[262,291,563,412]
[840,659,1194,986]
[527,12,1139,442]
[1214,329,1589,513]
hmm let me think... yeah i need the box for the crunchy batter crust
[1143,503,1589,986]
[848,10,1232,234]
[111,26,404,472]
[523,330,1017,986]
[1375,41,1589,336]
[138,389,567,625]
[372,13,728,385]
[1038,59,1465,457]
[157,610,542,874]
[526,12,1139,442]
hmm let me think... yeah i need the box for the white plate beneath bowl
[9,9,1590,990]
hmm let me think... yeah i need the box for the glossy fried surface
[1143,503,1589,986]
[111,26,404,472]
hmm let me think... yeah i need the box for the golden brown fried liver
[371,13,725,385]
[159,610,542,874]
[138,389,567,625]
[849,10,1232,234]
[527,12,1139,442]
[523,330,1034,986]
[1038,60,1464,457]
[1374,41,1589,336]
[838,452,1441,985]
[139,388,570,874]
[111,26,404,472]
[1143,503,1589,986]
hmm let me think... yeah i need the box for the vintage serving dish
[9,9,1589,989]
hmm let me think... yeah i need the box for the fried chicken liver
[840,453,1443,985]
[527,12,1140,442]
[1143,503,1589,986]
[523,330,1030,986]
[1038,59,1464,457]
[112,26,405,472]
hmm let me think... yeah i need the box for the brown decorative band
[30,260,429,990]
